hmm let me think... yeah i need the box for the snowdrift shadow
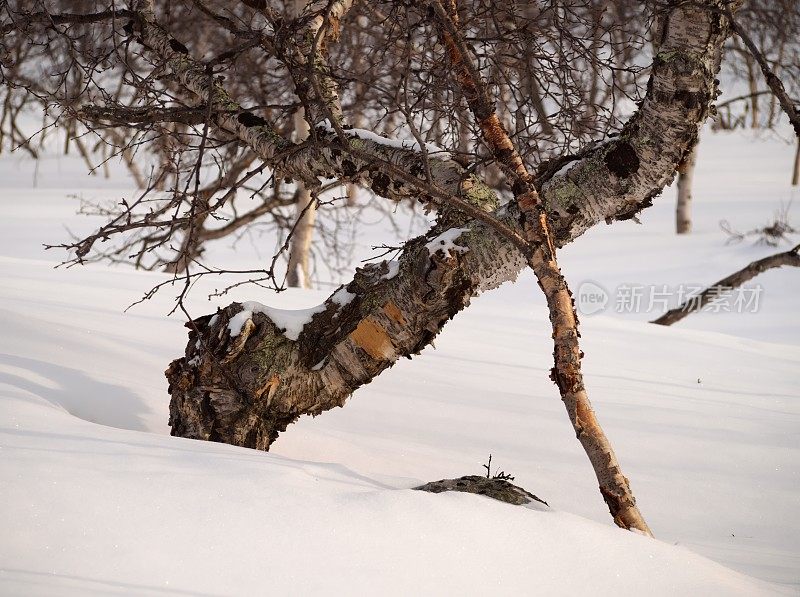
[0,353,152,431]
[0,568,215,596]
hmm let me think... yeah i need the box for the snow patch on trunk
[425,227,471,257]
[330,286,356,307]
[320,121,451,159]
[381,260,400,280]
[228,300,328,341]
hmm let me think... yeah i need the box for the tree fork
[166,0,737,508]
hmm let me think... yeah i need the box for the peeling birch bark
[166,1,738,465]
[431,0,651,535]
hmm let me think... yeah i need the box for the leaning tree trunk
[164,0,736,453]
[676,142,697,234]
[430,0,651,534]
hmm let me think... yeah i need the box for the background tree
[1,0,653,278]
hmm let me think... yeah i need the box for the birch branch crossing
[162,0,738,492]
[167,4,729,449]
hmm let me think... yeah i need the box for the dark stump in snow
[414,475,548,507]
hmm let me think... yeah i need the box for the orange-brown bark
[433,0,652,535]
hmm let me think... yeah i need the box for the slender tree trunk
[528,244,651,533]
[676,142,697,234]
[285,187,316,288]
[745,53,759,128]
[286,107,316,288]
[767,42,785,128]
[431,0,651,535]
[792,138,800,186]
[521,4,553,138]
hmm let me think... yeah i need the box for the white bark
[286,60,317,289]
[286,185,316,288]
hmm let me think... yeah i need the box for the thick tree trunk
[165,1,736,453]
[651,244,800,326]
[167,217,520,449]
[676,142,697,234]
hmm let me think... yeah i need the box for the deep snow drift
[0,127,798,595]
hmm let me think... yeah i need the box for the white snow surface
[1,126,799,596]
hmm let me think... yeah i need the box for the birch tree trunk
[767,42,785,128]
[165,1,738,454]
[286,107,316,288]
[676,142,697,234]
[430,0,651,535]
[792,138,800,186]
[736,39,761,129]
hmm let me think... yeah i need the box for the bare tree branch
[652,244,800,326]
[725,9,800,136]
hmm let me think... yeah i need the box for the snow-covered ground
[0,126,798,595]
